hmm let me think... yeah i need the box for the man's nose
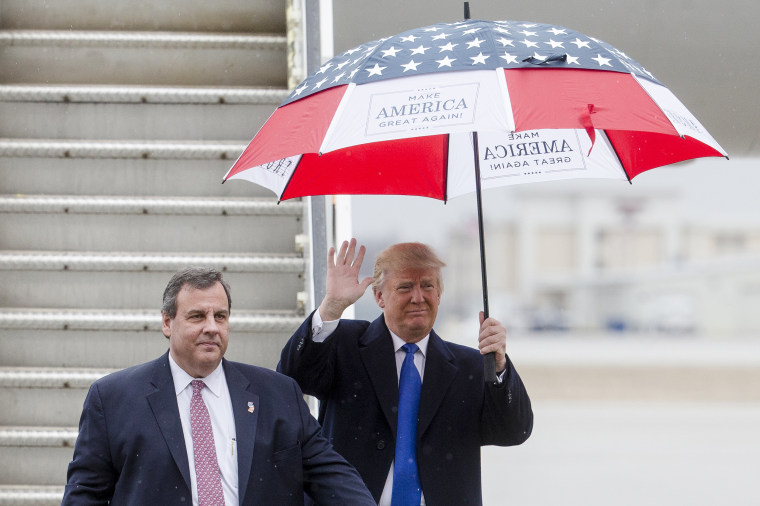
[410,284,424,302]
[203,314,219,332]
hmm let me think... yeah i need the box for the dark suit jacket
[278,313,533,505]
[63,352,375,505]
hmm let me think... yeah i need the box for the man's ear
[161,311,172,339]
[373,286,385,309]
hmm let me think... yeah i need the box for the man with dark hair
[63,267,375,505]
[161,266,232,318]
[279,239,533,505]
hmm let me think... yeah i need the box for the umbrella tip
[464,2,471,19]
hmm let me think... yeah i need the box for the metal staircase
[0,1,305,502]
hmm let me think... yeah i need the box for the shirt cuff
[311,308,340,343]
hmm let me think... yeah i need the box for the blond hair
[372,242,446,293]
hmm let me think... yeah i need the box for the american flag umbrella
[223,16,727,381]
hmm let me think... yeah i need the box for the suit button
[376,440,386,450]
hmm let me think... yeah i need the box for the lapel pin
[247,401,255,413]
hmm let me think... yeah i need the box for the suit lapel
[418,331,457,437]
[224,360,259,505]
[146,353,191,491]
[359,316,401,433]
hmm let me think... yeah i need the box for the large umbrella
[223,13,727,382]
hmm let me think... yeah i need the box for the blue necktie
[392,343,422,506]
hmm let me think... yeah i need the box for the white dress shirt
[169,354,238,506]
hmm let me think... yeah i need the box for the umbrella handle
[484,351,498,384]
[473,131,500,386]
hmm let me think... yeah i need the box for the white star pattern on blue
[283,19,660,105]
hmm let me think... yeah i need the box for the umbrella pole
[472,131,499,385]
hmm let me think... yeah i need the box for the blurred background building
[350,158,760,338]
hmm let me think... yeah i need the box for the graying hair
[161,267,231,318]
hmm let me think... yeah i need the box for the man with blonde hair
[279,239,533,506]
[372,241,445,292]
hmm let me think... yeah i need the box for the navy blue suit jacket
[278,314,533,505]
[63,352,375,505]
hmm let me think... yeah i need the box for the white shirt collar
[168,352,225,398]
[388,329,429,357]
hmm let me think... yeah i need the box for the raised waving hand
[318,239,375,321]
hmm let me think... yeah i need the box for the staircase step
[0,485,63,505]
[0,30,285,49]
[0,309,302,369]
[0,427,76,486]
[0,426,77,448]
[0,250,304,271]
[0,157,272,198]
[0,196,302,253]
[0,30,287,87]
[0,252,304,310]
[0,101,271,142]
[0,368,112,425]
[0,328,297,369]
[0,0,284,33]
[0,215,302,253]
[0,84,288,104]
[0,85,285,141]
[0,367,112,388]
[0,308,302,332]
[0,195,301,216]
[0,138,245,159]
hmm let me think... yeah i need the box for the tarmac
[511,333,760,403]
[479,334,760,506]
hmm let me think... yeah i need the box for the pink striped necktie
[190,379,225,506]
